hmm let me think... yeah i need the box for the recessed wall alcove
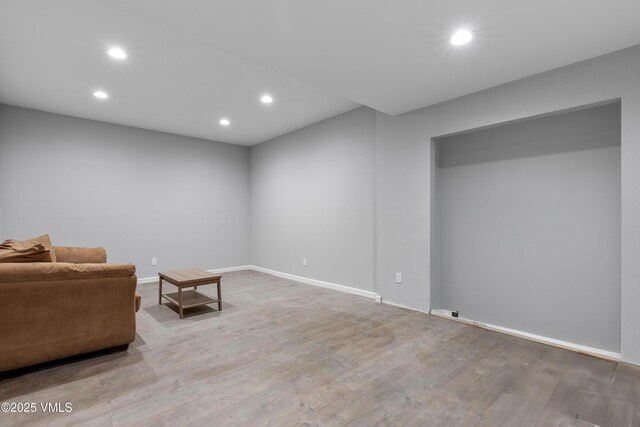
[430,101,621,352]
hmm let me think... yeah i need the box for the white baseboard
[430,309,621,362]
[248,265,380,300]
[137,265,251,285]
[137,276,158,285]
[136,266,619,362]
[381,299,430,314]
[207,265,251,274]
[136,265,380,304]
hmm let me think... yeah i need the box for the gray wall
[250,107,376,291]
[0,105,250,278]
[375,44,640,363]
[434,103,621,352]
[2,46,639,361]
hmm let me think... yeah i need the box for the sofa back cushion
[52,246,107,264]
[0,239,54,263]
[0,261,135,282]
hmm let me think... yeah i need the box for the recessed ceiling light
[450,29,474,46]
[93,90,109,99]
[219,118,230,126]
[260,94,273,104]
[108,47,127,60]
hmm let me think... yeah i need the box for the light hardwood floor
[1,270,639,426]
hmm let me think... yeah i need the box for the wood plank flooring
[1,270,639,426]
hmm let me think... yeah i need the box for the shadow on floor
[0,338,146,400]
[146,301,235,322]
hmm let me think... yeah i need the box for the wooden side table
[158,268,222,319]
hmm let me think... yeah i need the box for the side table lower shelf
[161,290,219,310]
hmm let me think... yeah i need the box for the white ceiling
[1,1,640,146]
[0,1,358,146]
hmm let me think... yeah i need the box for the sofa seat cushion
[0,262,136,283]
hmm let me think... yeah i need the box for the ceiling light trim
[108,47,127,60]
[450,29,474,46]
[93,90,109,99]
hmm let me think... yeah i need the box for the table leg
[178,287,184,319]
[217,279,222,311]
[158,276,162,304]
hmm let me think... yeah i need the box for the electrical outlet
[395,272,402,284]
[303,257,307,266]
[151,258,158,266]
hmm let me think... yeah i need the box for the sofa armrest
[0,262,135,283]
[0,271,137,372]
[52,246,107,264]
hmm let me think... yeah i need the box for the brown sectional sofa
[0,246,140,372]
